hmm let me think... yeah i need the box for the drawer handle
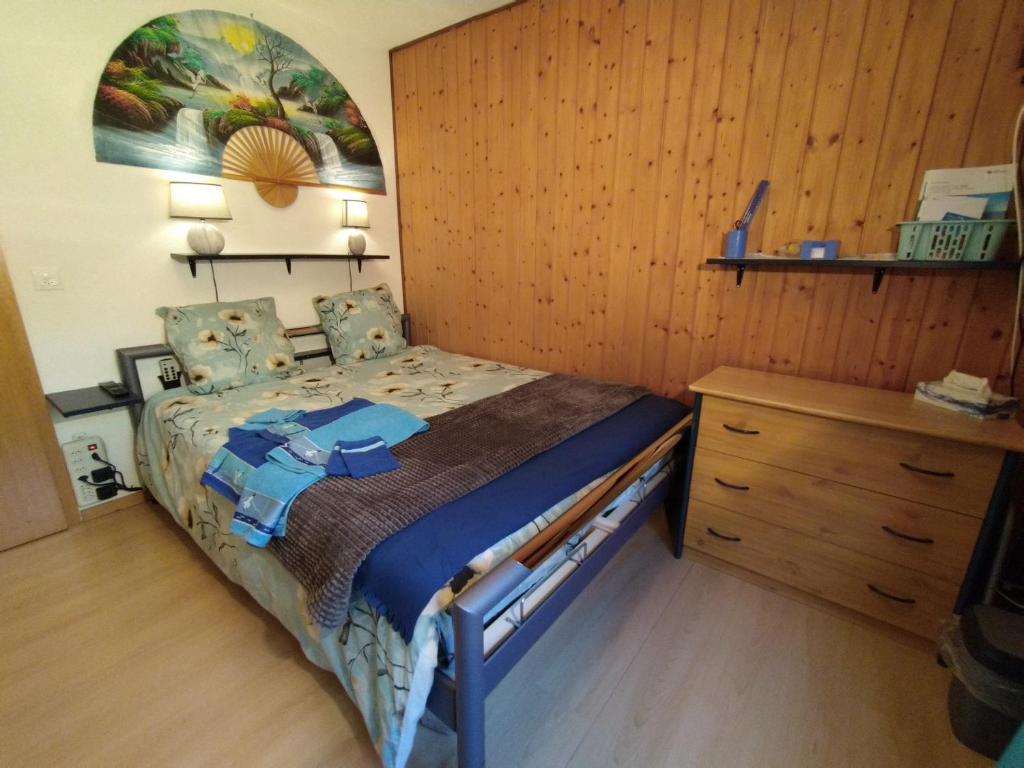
[723,423,760,436]
[867,583,917,605]
[881,525,935,545]
[706,527,742,543]
[899,461,955,479]
[714,477,750,491]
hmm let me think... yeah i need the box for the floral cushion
[156,297,300,394]
[313,283,407,363]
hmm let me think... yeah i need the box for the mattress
[136,345,671,767]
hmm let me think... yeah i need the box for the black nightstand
[46,386,143,417]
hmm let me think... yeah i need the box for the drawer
[685,500,960,638]
[697,396,1002,517]
[690,447,981,583]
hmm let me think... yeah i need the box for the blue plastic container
[896,219,1014,261]
[725,228,747,259]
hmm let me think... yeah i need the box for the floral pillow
[156,297,300,394]
[313,283,407,363]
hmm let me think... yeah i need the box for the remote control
[99,380,130,398]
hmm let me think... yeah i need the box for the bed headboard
[116,314,411,427]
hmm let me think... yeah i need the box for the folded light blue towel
[232,408,305,430]
[230,404,428,547]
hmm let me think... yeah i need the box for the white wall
[0,0,506,497]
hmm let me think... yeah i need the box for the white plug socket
[31,267,63,290]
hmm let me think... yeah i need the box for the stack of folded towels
[202,400,428,547]
[914,370,1018,420]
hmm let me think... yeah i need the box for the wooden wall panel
[392,0,1024,400]
[565,0,603,375]
[582,0,628,377]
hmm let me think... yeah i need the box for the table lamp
[169,182,232,255]
[341,199,369,256]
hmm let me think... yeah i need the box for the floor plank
[565,563,989,768]
[0,503,989,767]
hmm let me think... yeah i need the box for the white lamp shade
[341,199,369,228]
[169,182,232,220]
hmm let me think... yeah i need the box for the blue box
[800,239,840,260]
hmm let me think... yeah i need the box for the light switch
[31,267,63,290]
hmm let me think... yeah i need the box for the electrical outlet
[31,267,63,291]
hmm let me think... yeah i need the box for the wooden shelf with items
[171,253,390,278]
[706,256,1018,293]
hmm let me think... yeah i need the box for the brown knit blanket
[269,373,646,629]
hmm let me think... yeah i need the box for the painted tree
[291,67,326,97]
[290,67,327,113]
[253,29,293,119]
[117,15,182,68]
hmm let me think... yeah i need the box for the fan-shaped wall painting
[92,10,385,196]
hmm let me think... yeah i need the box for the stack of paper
[914,370,1017,420]
[917,164,1014,221]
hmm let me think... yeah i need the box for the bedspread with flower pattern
[137,345,668,767]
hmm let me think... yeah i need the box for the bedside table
[46,386,143,417]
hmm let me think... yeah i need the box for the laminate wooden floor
[0,503,989,768]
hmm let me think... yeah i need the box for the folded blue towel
[325,444,349,477]
[333,436,400,478]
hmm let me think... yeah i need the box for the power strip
[61,435,112,508]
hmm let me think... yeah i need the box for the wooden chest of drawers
[680,367,1024,639]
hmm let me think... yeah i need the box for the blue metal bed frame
[426,457,687,767]
[116,316,692,768]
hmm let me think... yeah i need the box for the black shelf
[47,386,143,418]
[706,257,1018,293]
[171,253,390,277]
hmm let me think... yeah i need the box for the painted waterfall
[92,10,385,194]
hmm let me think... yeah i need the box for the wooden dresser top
[690,366,1024,454]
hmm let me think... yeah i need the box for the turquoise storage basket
[896,219,1015,262]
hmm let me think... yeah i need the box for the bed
[118,317,690,768]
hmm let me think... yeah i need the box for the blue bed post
[452,558,531,767]
[453,598,486,768]
[671,395,701,558]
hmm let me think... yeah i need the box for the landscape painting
[93,10,385,194]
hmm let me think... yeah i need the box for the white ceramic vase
[187,222,226,255]
[348,231,367,256]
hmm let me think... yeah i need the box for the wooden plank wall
[392,0,1024,400]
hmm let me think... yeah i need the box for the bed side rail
[512,416,689,568]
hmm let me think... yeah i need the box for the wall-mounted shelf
[171,253,390,278]
[46,386,143,417]
[706,257,1018,293]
